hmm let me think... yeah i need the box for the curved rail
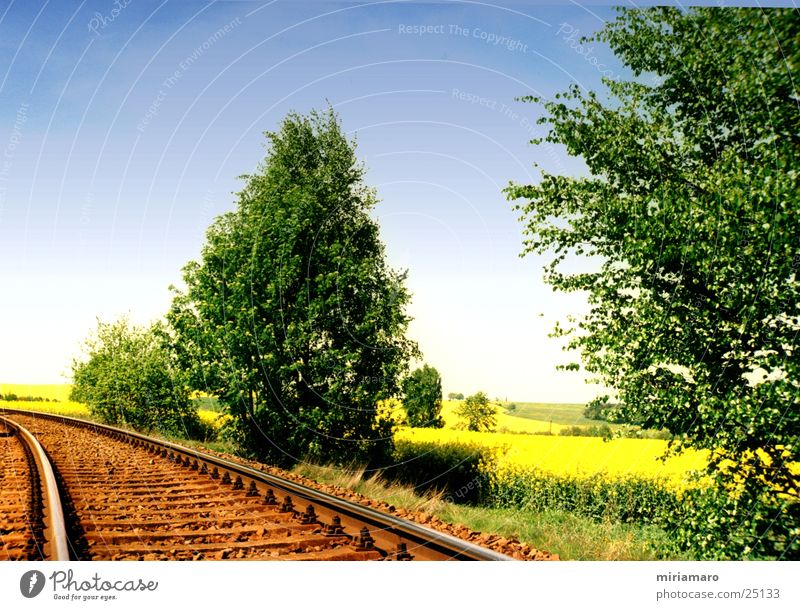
[0,415,70,561]
[1,409,511,561]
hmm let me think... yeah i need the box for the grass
[434,506,685,561]
[293,463,685,560]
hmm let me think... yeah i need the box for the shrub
[385,439,497,504]
[71,318,200,437]
[664,474,800,560]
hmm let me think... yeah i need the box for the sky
[0,0,683,402]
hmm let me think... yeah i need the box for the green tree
[456,391,496,432]
[168,108,418,467]
[402,364,444,428]
[71,318,199,436]
[506,7,799,558]
[448,392,464,400]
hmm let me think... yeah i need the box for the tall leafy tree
[402,364,444,428]
[169,108,418,466]
[71,318,198,436]
[506,8,799,558]
[456,391,496,432]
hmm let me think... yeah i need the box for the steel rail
[0,415,70,561]
[1,408,512,561]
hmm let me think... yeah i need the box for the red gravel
[0,422,44,560]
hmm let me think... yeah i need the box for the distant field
[503,402,599,426]
[438,400,614,434]
[0,383,73,402]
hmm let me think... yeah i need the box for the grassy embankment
[292,462,685,560]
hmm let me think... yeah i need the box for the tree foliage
[456,391,497,432]
[448,392,464,400]
[71,318,199,436]
[402,364,444,428]
[506,7,799,558]
[168,108,418,467]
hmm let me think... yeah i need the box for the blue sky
[0,0,641,401]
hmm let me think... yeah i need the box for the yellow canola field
[0,384,87,417]
[0,383,73,402]
[0,399,90,417]
[396,426,708,485]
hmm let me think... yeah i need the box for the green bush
[664,477,800,560]
[71,318,200,437]
[384,440,496,504]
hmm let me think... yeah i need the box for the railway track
[0,416,68,560]
[0,409,512,561]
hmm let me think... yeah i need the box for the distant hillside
[502,402,600,426]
